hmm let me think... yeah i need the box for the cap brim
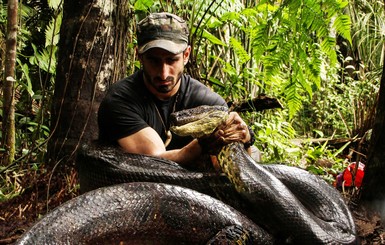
[138,40,187,54]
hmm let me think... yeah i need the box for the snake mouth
[169,105,229,138]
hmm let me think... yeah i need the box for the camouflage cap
[137,12,189,54]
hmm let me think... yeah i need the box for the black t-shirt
[98,70,227,150]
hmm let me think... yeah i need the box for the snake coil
[16,105,356,244]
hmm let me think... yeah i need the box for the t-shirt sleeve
[192,86,227,107]
[179,76,227,109]
[98,82,149,143]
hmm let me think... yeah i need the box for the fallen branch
[228,94,283,112]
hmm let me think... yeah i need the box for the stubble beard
[143,69,183,94]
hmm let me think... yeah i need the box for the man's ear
[183,46,191,64]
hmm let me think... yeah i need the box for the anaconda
[172,105,356,243]
[16,105,356,244]
[15,182,274,244]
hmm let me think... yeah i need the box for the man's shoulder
[100,71,148,111]
[105,72,146,100]
[181,74,209,90]
[111,72,141,90]
[180,74,227,106]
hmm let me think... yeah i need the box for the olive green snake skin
[16,105,356,244]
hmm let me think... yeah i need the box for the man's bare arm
[117,127,202,166]
[117,112,251,166]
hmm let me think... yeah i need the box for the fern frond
[45,12,62,47]
[48,0,63,10]
[250,23,268,61]
[284,80,303,119]
[305,44,322,89]
[230,37,250,66]
[333,14,352,44]
[321,36,337,65]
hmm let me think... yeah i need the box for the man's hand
[198,112,251,154]
[216,112,251,144]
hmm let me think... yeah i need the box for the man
[98,12,254,168]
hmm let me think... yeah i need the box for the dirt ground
[0,166,384,244]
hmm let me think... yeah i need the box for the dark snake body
[16,106,356,244]
[217,142,356,243]
[15,182,273,244]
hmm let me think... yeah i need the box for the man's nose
[158,62,171,80]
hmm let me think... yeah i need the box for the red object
[341,162,365,188]
[334,162,365,188]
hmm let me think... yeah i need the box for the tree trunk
[47,0,131,166]
[1,0,18,166]
[361,42,385,202]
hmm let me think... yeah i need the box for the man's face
[140,47,190,98]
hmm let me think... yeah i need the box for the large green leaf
[201,29,227,46]
[134,0,154,11]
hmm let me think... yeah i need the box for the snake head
[170,105,229,138]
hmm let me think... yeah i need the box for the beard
[143,69,183,94]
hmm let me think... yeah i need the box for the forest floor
[0,166,384,244]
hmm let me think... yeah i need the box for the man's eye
[167,58,178,63]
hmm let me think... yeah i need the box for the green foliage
[293,0,383,140]
[179,0,351,120]
[131,0,351,120]
[47,0,62,10]
[45,11,62,47]
[1,0,59,199]
[302,140,351,184]
[16,59,34,97]
[28,43,57,74]
[134,0,154,12]
[0,1,5,25]
[251,111,301,163]
[348,0,384,70]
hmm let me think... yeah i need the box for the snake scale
[16,105,356,244]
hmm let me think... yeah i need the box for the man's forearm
[156,139,203,167]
